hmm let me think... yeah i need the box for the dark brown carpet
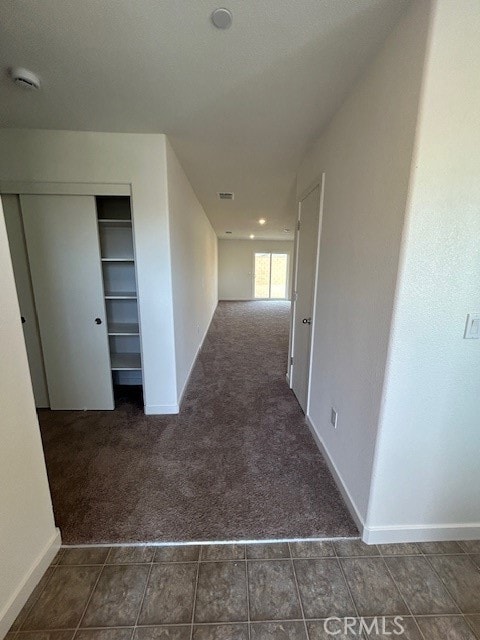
[39,301,358,544]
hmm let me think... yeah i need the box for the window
[254,252,288,299]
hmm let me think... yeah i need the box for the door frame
[287,173,325,415]
[0,181,146,411]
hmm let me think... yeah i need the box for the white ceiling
[0,0,409,240]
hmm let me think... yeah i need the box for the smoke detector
[10,67,41,90]
[211,8,233,29]
[218,192,234,200]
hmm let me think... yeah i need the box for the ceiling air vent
[218,192,234,200]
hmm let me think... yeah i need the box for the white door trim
[305,173,325,415]
[288,173,325,414]
[0,181,131,196]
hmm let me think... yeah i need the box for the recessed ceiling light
[211,8,233,30]
[249,234,255,239]
[258,218,266,225]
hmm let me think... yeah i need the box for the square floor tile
[50,550,65,566]
[385,555,457,614]
[138,562,197,625]
[246,543,290,559]
[416,615,477,639]
[134,628,191,640]
[76,630,133,640]
[194,561,247,623]
[340,558,409,616]
[470,555,480,569]
[466,615,480,636]
[294,559,355,619]
[10,568,54,631]
[358,617,423,639]
[22,566,101,630]
[418,541,464,554]
[154,545,200,562]
[428,555,480,613]
[107,546,154,564]
[201,545,245,561]
[378,543,421,556]
[306,619,361,640]
[60,548,109,566]
[193,624,248,639]
[250,621,307,639]
[334,540,379,557]
[81,564,150,627]
[15,633,75,640]
[248,560,301,621]
[289,542,334,558]
[459,541,480,554]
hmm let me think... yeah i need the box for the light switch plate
[464,313,480,339]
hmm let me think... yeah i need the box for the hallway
[39,301,357,544]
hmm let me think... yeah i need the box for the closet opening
[97,196,144,409]
[2,192,144,413]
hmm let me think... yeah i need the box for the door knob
[95,318,102,325]
[302,318,312,325]
[21,316,26,324]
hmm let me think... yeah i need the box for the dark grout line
[189,547,201,640]
[72,550,109,639]
[288,543,311,640]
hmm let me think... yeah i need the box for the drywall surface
[0,200,58,633]
[166,139,218,401]
[296,0,431,523]
[218,239,294,300]
[0,130,177,413]
[368,0,480,537]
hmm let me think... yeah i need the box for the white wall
[166,139,218,402]
[0,199,59,637]
[366,0,480,541]
[297,1,431,525]
[0,130,178,414]
[218,239,294,300]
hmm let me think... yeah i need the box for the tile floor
[6,540,480,640]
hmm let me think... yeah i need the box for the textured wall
[297,0,431,523]
[218,239,294,300]
[368,0,480,537]
[0,201,57,633]
[166,139,218,402]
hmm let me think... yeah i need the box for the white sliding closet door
[2,194,49,407]
[20,195,114,410]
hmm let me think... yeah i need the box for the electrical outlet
[330,407,338,429]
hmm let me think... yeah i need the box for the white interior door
[20,194,114,410]
[2,194,49,407]
[291,184,321,412]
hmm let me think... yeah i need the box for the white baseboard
[144,403,179,415]
[0,528,61,638]
[363,522,480,545]
[176,304,217,409]
[305,416,480,545]
[305,415,365,536]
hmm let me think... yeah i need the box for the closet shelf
[101,257,134,262]
[108,322,140,336]
[104,291,137,299]
[98,219,132,225]
[111,353,142,370]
